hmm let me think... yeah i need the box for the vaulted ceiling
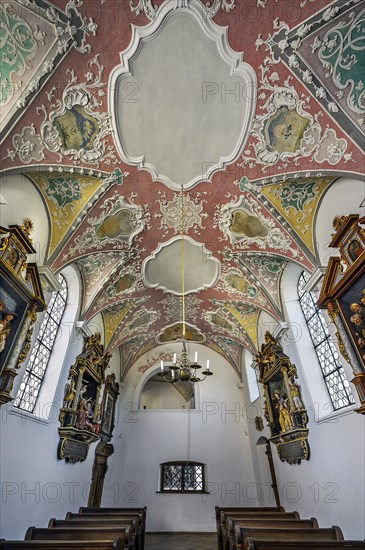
[1,0,364,375]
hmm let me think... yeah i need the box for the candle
[206,359,210,371]
[194,351,198,363]
[160,360,164,371]
[173,353,177,364]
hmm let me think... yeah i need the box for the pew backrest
[235,526,343,549]
[215,507,284,520]
[79,508,146,519]
[25,527,130,548]
[0,541,123,550]
[245,540,365,550]
[231,519,318,530]
[48,518,138,533]
[222,511,300,523]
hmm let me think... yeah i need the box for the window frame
[297,271,354,411]
[13,274,68,413]
[159,461,207,494]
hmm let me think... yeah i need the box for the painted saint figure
[289,378,304,411]
[274,391,293,432]
[0,310,16,353]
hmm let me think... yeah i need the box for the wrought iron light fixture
[158,186,213,384]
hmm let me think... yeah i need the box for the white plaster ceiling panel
[143,236,220,294]
[110,0,256,189]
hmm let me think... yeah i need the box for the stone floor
[145,532,217,550]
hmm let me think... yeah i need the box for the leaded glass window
[298,271,354,410]
[14,274,68,413]
[160,462,205,492]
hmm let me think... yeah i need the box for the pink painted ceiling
[1,0,364,374]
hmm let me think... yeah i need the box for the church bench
[216,508,284,539]
[0,542,123,550]
[67,512,144,531]
[25,527,133,550]
[224,518,319,550]
[215,507,284,522]
[65,508,145,550]
[245,540,365,550]
[48,519,141,550]
[219,512,300,550]
[234,526,343,550]
[217,509,294,550]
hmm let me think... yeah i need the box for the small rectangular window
[160,462,205,492]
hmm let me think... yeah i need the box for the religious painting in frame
[0,222,46,405]
[318,214,365,414]
[266,370,288,437]
[338,273,365,368]
[0,278,28,371]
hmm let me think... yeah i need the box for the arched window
[298,271,354,410]
[160,461,206,493]
[14,274,68,413]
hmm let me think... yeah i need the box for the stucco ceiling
[1,0,364,374]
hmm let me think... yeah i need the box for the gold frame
[318,214,365,414]
[0,222,46,406]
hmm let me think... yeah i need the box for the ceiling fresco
[1,0,364,375]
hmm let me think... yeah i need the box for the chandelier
[158,186,213,384]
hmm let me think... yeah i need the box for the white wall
[315,177,365,266]
[0,266,121,539]
[0,174,50,265]
[102,343,257,532]
[248,262,365,539]
[141,380,192,409]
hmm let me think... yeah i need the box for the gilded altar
[58,333,112,463]
[257,332,310,464]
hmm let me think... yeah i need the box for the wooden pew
[0,542,123,550]
[48,519,140,550]
[216,506,284,524]
[220,512,300,550]
[216,508,290,550]
[25,527,132,550]
[215,508,284,544]
[234,526,343,550]
[245,540,365,550]
[226,518,319,550]
[67,512,145,547]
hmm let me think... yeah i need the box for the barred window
[14,274,68,413]
[160,462,206,493]
[298,271,354,410]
